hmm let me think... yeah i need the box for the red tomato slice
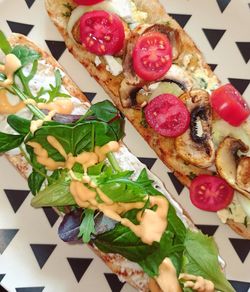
[80,10,125,55]
[133,32,172,81]
[190,175,234,212]
[144,94,190,137]
[211,83,250,126]
[74,0,104,5]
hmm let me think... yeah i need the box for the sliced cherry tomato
[74,0,104,5]
[79,10,125,55]
[144,94,190,137]
[190,174,234,212]
[133,32,172,81]
[211,83,250,126]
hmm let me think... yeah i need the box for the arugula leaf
[31,172,75,207]
[78,209,95,243]
[11,45,40,67]
[0,31,11,54]
[182,230,235,292]
[167,204,186,245]
[47,69,70,102]
[0,132,24,152]
[135,169,162,196]
[87,161,105,175]
[7,115,30,135]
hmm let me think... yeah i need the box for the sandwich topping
[0,32,235,292]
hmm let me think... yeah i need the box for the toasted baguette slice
[44,0,250,239]
[2,33,194,292]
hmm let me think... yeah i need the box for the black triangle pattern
[0,229,19,254]
[229,280,250,292]
[45,40,66,61]
[7,21,33,36]
[16,288,45,292]
[228,78,250,95]
[67,258,93,282]
[30,244,57,269]
[168,173,184,195]
[137,157,157,170]
[4,189,30,213]
[0,275,5,283]
[104,273,125,292]
[169,14,192,28]
[0,286,7,292]
[208,63,218,71]
[216,0,231,12]
[24,0,36,9]
[195,224,219,236]
[229,238,250,263]
[202,28,226,49]
[42,207,59,227]
[236,42,250,63]
[82,92,97,102]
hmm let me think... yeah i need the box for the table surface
[0,0,249,291]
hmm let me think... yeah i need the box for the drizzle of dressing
[179,273,215,292]
[0,54,21,87]
[0,89,25,114]
[37,99,74,115]
[30,110,56,134]
[27,136,120,172]
[28,136,169,245]
[155,258,182,292]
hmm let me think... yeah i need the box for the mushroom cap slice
[175,90,215,168]
[215,137,250,200]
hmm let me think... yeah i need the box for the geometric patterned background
[0,0,249,291]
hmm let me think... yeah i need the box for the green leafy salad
[0,31,235,292]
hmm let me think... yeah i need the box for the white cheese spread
[104,55,123,76]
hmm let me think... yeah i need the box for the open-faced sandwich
[0,32,235,291]
[44,0,250,239]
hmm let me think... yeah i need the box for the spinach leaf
[27,120,119,162]
[78,209,95,243]
[98,170,148,203]
[95,210,157,262]
[87,161,105,175]
[31,172,75,207]
[86,101,124,140]
[26,145,46,196]
[7,115,30,135]
[139,230,184,277]
[0,31,11,54]
[167,204,186,245]
[11,45,40,67]
[0,132,24,152]
[182,230,235,292]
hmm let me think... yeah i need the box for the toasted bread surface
[44,0,250,239]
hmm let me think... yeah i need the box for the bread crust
[44,0,250,239]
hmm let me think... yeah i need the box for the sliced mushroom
[216,137,250,199]
[237,157,250,192]
[175,90,215,168]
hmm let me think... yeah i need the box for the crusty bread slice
[44,0,250,239]
[4,33,152,291]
